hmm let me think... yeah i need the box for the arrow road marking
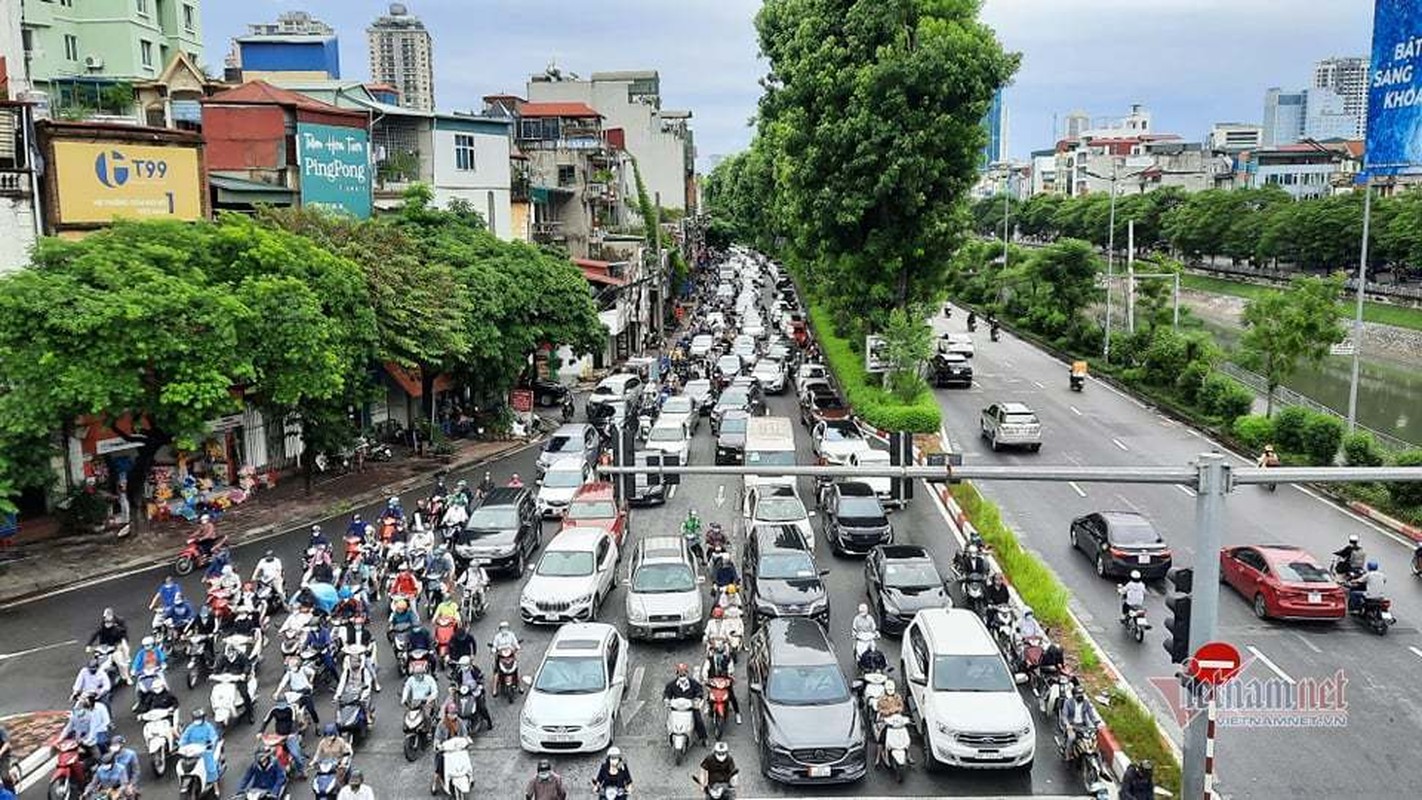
[0,638,77,662]
[1068,482,1087,498]
[1175,485,1197,497]
[1032,380,1044,389]
[1112,437,1129,452]
[1408,646,1422,661]
[1246,645,1294,684]
[715,484,726,508]
[1069,405,1082,416]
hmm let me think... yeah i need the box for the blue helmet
[1367,560,1379,572]
[338,586,353,600]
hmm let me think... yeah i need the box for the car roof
[544,458,587,474]
[479,486,528,506]
[877,544,932,561]
[853,449,889,462]
[1099,510,1151,526]
[547,526,606,551]
[823,419,859,433]
[836,481,877,497]
[599,374,638,388]
[549,622,616,653]
[637,536,690,563]
[570,482,615,502]
[762,617,837,666]
[1000,402,1034,414]
[721,409,750,422]
[914,608,997,655]
[551,423,593,437]
[752,523,811,553]
[650,418,686,431]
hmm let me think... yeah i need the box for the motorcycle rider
[1333,534,1367,577]
[456,560,490,609]
[224,604,264,655]
[302,620,339,681]
[1018,608,1046,643]
[273,656,320,726]
[213,563,243,596]
[710,553,739,597]
[856,641,889,677]
[333,586,368,621]
[304,547,337,586]
[310,724,352,781]
[108,735,140,788]
[702,637,742,724]
[703,522,729,558]
[72,657,114,706]
[61,693,111,757]
[388,562,421,607]
[253,549,285,594]
[165,592,197,636]
[524,758,568,800]
[193,514,226,561]
[335,613,379,667]
[213,639,256,724]
[593,746,634,796]
[83,750,134,798]
[425,545,457,603]
[489,622,522,697]
[88,607,132,684]
[682,508,703,560]
[430,704,469,794]
[1257,444,1281,469]
[663,663,708,746]
[259,696,307,775]
[985,573,1011,607]
[449,660,494,731]
[440,498,469,535]
[310,524,332,551]
[149,575,183,625]
[472,474,491,504]
[382,496,405,526]
[1348,560,1387,614]
[873,681,905,761]
[851,603,879,649]
[1059,685,1103,755]
[698,741,739,796]
[1120,759,1156,800]
[177,709,221,787]
[237,746,288,798]
[957,545,988,579]
[337,769,374,800]
[129,636,168,709]
[135,675,181,716]
[401,661,441,723]
[447,625,479,669]
[1118,570,1148,623]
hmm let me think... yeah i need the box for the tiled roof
[519,101,602,119]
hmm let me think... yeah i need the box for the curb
[1347,500,1422,541]
[0,438,538,608]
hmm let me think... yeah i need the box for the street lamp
[1082,159,1147,363]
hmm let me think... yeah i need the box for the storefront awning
[598,308,626,336]
[383,362,453,398]
[209,174,297,206]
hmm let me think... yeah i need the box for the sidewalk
[0,436,536,606]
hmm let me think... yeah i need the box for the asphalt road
[2,383,1087,799]
[931,308,1422,799]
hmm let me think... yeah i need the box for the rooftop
[519,101,603,119]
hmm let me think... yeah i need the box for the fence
[1188,260,1422,303]
[1216,362,1417,451]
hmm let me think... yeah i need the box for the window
[453,134,476,171]
[557,165,576,187]
[140,40,154,67]
[136,0,148,14]
[183,4,195,32]
[63,34,79,62]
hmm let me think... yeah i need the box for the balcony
[531,221,568,245]
[0,168,31,196]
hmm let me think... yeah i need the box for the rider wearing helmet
[874,680,905,750]
[1349,559,1387,613]
[594,746,633,794]
[178,709,221,785]
[1333,534,1366,577]
[238,746,288,797]
[1119,569,1147,622]
[524,757,567,800]
[662,662,708,745]
[698,741,739,795]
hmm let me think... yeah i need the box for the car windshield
[717,357,741,372]
[884,561,941,589]
[536,550,594,577]
[1109,520,1159,545]
[932,655,1016,692]
[721,416,748,435]
[465,506,518,530]
[1004,412,1039,425]
[685,380,712,397]
[649,426,684,442]
[758,552,817,580]
[837,496,885,522]
[542,468,584,489]
[813,393,845,409]
[756,496,807,522]
[533,656,606,695]
[755,361,781,374]
[546,436,578,454]
[1275,559,1333,584]
[747,451,796,466]
[631,563,696,593]
[822,425,859,443]
[570,500,617,520]
[719,389,749,407]
[662,397,693,414]
[766,664,851,706]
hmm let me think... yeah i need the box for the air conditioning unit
[83,55,104,70]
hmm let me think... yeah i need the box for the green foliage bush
[1343,432,1385,468]
[1272,406,1311,453]
[1141,328,1191,388]
[1232,414,1275,452]
[1175,359,1212,405]
[808,302,941,433]
[1299,413,1344,466]
[1199,374,1254,425]
[1390,450,1422,508]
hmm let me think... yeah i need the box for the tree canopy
[1238,275,1347,415]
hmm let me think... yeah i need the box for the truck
[743,416,797,498]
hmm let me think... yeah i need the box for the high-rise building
[1303,88,1358,141]
[980,88,1005,168]
[1062,110,1090,140]
[367,3,434,112]
[20,0,204,108]
[231,11,340,82]
[247,11,335,38]
[1262,88,1306,146]
[1312,56,1368,138]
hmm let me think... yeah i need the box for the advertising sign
[865,335,890,374]
[1366,0,1422,175]
[53,141,203,224]
[296,122,371,219]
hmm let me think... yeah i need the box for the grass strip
[803,300,941,433]
[949,482,1181,794]
[1181,273,1422,332]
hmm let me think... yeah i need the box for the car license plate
[653,630,677,640]
[978,749,1000,756]
[1308,592,1321,604]
[807,765,831,778]
[1137,555,1151,564]
[543,614,559,622]
[546,732,573,742]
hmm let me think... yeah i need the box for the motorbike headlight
[589,710,610,727]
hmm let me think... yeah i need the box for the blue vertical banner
[1366,0,1422,175]
[296,122,372,218]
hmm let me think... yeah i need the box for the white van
[901,608,1035,770]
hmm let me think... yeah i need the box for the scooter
[1057,723,1106,792]
[184,630,214,690]
[878,712,913,783]
[139,706,179,777]
[1069,373,1085,392]
[665,697,697,766]
[1121,606,1151,643]
[335,687,371,745]
[851,629,879,662]
[402,701,433,762]
[491,645,520,703]
[175,740,224,800]
[175,536,221,576]
[962,572,987,616]
[48,738,89,800]
[856,670,890,720]
[706,675,735,740]
[1350,595,1396,636]
[436,735,474,799]
[209,671,257,728]
[310,757,346,800]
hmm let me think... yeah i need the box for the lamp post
[1083,159,1146,363]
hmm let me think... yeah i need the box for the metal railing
[1189,260,1422,302]
[1216,362,1417,450]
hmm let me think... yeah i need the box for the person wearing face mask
[663,662,708,746]
[336,769,375,800]
[698,741,739,797]
[88,607,132,684]
[524,758,567,800]
[592,747,633,796]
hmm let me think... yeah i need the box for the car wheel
[514,549,527,577]
[1095,553,1108,578]
[1030,443,1042,453]
[1253,593,1270,620]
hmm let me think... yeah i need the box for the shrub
[1389,450,1422,508]
[808,300,942,433]
[1232,414,1275,452]
[1299,413,1344,466]
[1176,358,1211,405]
[1272,406,1311,452]
[1343,432,1385,468]
[1141,328,1191,388]
[1199,373,1254,425]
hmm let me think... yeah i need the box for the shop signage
[296,122,372,219]
[52,141,203,224]
[95,437,143,455]
[1366,0,1422,175]
[510,389,534,413]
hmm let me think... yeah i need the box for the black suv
[743,524,829,629]
[823,482,892,556]
[863,545,950,635]
[451,487,540,576]
[715,409,750,465]
[747,617,867,785]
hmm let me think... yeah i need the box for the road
[3,397,1083,795]
[931,308,1422,799]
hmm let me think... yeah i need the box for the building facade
[1303,87,1358,141]
[980,88,1005,168]
[21,0,203,112]
[0,101,40,273]
[1312,56,1368,139]
[1208,122,1264,153]
[231,10,340,84]
[366,3,434,112]
[2,0,28,99]
[1262,88,1305,146]
[1247,139,1361,200]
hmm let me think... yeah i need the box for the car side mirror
[909,673,927,686]
[621,578,631,587]
[748,682,763,693]
[806,511,817,518]
[521,676,533,687]
[818,569,831,577]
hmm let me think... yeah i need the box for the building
[0,101,40,273]
[201,81,371,217]
[1312,56,1368,139]
[21,0,204,114]
[980,88,1005,168]
[367,3,434,113]
[1029,149,1057,196]
[1062,110,1090,140]
[2,0,28,99]
[1262,88,1305,146]
[230,11,340,83]
[1208,122,1264,153]
[1303,87,1358,141]
[526,68,696,212]
[132,52,224,131]
[1247,139,1362,200]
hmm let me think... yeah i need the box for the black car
[711,386,755,436]
[930,352,973,388]
[527,377,570,407]
[823,482,892,556]
[746,617,867,785]
[744,524,830,629]
[1069,510,1174,580]
[450,487,540,576]
[716,409,750,465]
[864,545,950,635]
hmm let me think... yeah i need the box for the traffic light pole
[1182,452,1228,800]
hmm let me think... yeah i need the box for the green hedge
[1233,414,1274,452]
[807,302,941,433]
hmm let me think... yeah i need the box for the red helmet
[711,607,725,619]
[675,662,689,676]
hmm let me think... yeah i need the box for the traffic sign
[510,389,533,413]
[1187,640,1243,686]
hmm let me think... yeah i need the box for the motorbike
[336,686,371,745]
[705,609,745,661]
[878,712,913,783]
[706,675,735,740]
[491,645,520,703]
[401,701,433,762]
[561,395,576,423]
[184,631,215,690]
[175,536,221,576]
[851,629,879,662]
[665,697,697,766]
[313,448,352,475]
[87,643,124,697]
[209,671,257,728]
[1057,722,1106,792]
[962,572,987,616]
[48,738,89,800]
[436,735,475,799]
[311,757,346,800]
[175,740,223,800]
[461,579,488,622]
[989,324,1001,342]
[259,732,300,778]
[131,663,166,711]
[855,670,890,720]
[1121,606,1151,643]
[389,625,413,677]
[433,615,458,666]
[254,578,287,619]
[139,706,179,777]
[1040,671,1074,718]
[455,683,491,736]
[357,436,393,462]
[1350,595,1396,635]
[1069,373,1085,392]
[987,604,1016,652]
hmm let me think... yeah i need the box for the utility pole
[1082,160,1145,363]
[654,191,665,350]
[1127,219,1136,333]
[1182,452,1228,800]
[1346,175,1371,432]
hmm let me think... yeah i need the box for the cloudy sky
[203,0,1376,167]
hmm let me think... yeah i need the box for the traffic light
[1162,566,1194,664]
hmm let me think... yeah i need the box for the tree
[1021,238,1103,337]
[755,0,1019,326]
[880,308,933,401]
[1238,275,1347,415]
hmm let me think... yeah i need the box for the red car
[562,482,627,548]
[1219,544,1346,621]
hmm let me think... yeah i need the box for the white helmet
[141,636,155,648]
[857,603,869,615]
[1349,534,1360,544]
[884,680,897,695]
[1129,570,1141,581]
[607,746,622,760]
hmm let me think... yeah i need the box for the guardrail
[1189,261,1422,302]
[1215,362,1417,450]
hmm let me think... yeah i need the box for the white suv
[518,622,628,753]
[519,527,619,625]
[624,536,704,641]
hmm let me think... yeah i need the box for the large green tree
[1238,275,1347,415]
[755,0,1018,327]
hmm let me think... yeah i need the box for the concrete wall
[430,123,512,240]
[0,195,38,274]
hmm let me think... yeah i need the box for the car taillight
[1109,548,1130,560]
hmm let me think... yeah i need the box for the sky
[201,0,1377,169]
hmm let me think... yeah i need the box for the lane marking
[1175,485,1197,498]
[1032,380,1045,389]
[1115,494,1144,513]
[1069,405,1082,416]
[714,484,726,508]
[1409,646,1422,662]
[1246,645,1295,684]
[667,484,678,501]
[1112,438,1129,452]
[18,756,57,793]
[1291,633,1322,655]
[0,638,78,662]
[630,664,646,698]
[1068,481,1087,498]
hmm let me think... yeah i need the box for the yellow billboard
[53,141,204,224]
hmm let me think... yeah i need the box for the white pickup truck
[980,402,1043,452]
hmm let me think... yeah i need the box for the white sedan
[645,418,692,465]
[812,419,872,465]
[751,358,787,394]
[536,459,592,518]
[689,334,716,359]
[658,394,700,434]
[519,527,619,625]
[518,622,628,753]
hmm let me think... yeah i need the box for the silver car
[624,536,704,640]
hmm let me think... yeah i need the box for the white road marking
[0,638,78,662]
[1408,646,1422,662]
[630,664,646,698]
[1115,494,1144,513]
[1292,633,1322,655]
[1032,380,1045,389]
[1247,645,1295,684]
[1175,485,1197,498]
[667,484,678,501]
[715,484,726,508]
[1069,405,1082,416]
[1068,481,1087,498]
[18,756,57,793]
[1112,437,1129,452]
